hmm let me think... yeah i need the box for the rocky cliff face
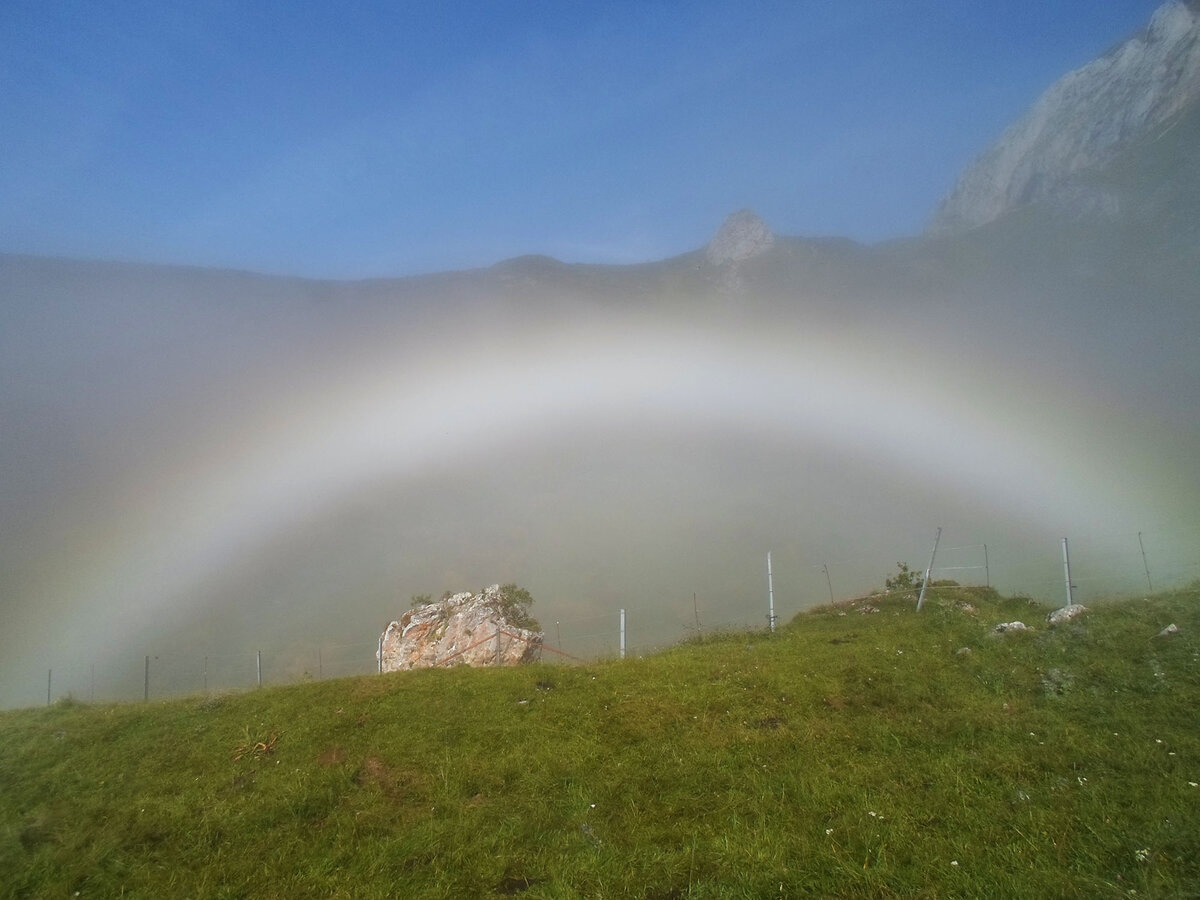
[931,0,1200,233]
[378,585,543,672]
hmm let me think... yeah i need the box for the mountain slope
[931,0,1200,233]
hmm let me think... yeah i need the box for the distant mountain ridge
[931,0,1200,234]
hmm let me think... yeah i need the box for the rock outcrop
[705,209,775,266]
[378,585,543,672]
[931,0,1200,233]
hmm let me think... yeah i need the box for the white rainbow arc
[69,317,1129,646]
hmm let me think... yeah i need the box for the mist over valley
[2,1,1198,707]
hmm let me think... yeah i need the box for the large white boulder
[378,584,543,672]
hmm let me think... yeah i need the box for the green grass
[3,584,1199,898]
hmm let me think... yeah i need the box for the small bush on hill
[497,583,540,631]
[885,562,921,591]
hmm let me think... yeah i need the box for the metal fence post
[1138,532,1153,593]
[767,552,776,632]
[916,526,943,612]
[1062,538,1075,606]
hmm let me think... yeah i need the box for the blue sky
[0,1,1166,278]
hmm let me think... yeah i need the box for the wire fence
[30,524,1200,709]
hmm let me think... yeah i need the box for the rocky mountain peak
[930,0,1200,233]
[705,209,775,265]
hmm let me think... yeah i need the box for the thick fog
[2,246,1197,708]
[2,2,1196,708]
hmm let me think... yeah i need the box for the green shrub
[885,561,921,591]
[497,583,540,631]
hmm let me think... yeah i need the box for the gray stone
[994,621,1030,633]
[378,585,543,672]
[1047,604,1088,626]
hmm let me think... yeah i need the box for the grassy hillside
[2,583,1199,898]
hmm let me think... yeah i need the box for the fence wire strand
[30,528,1199,707]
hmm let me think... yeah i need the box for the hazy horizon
[1,1,1164,279]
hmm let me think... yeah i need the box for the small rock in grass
[994,621,1030,634]
[955,647,972,656]
[1156,623,1180,638]
[1046,604,1087,626]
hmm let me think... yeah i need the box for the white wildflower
[1135,848,1150,862]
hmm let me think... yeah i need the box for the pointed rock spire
[705,209,775,265]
